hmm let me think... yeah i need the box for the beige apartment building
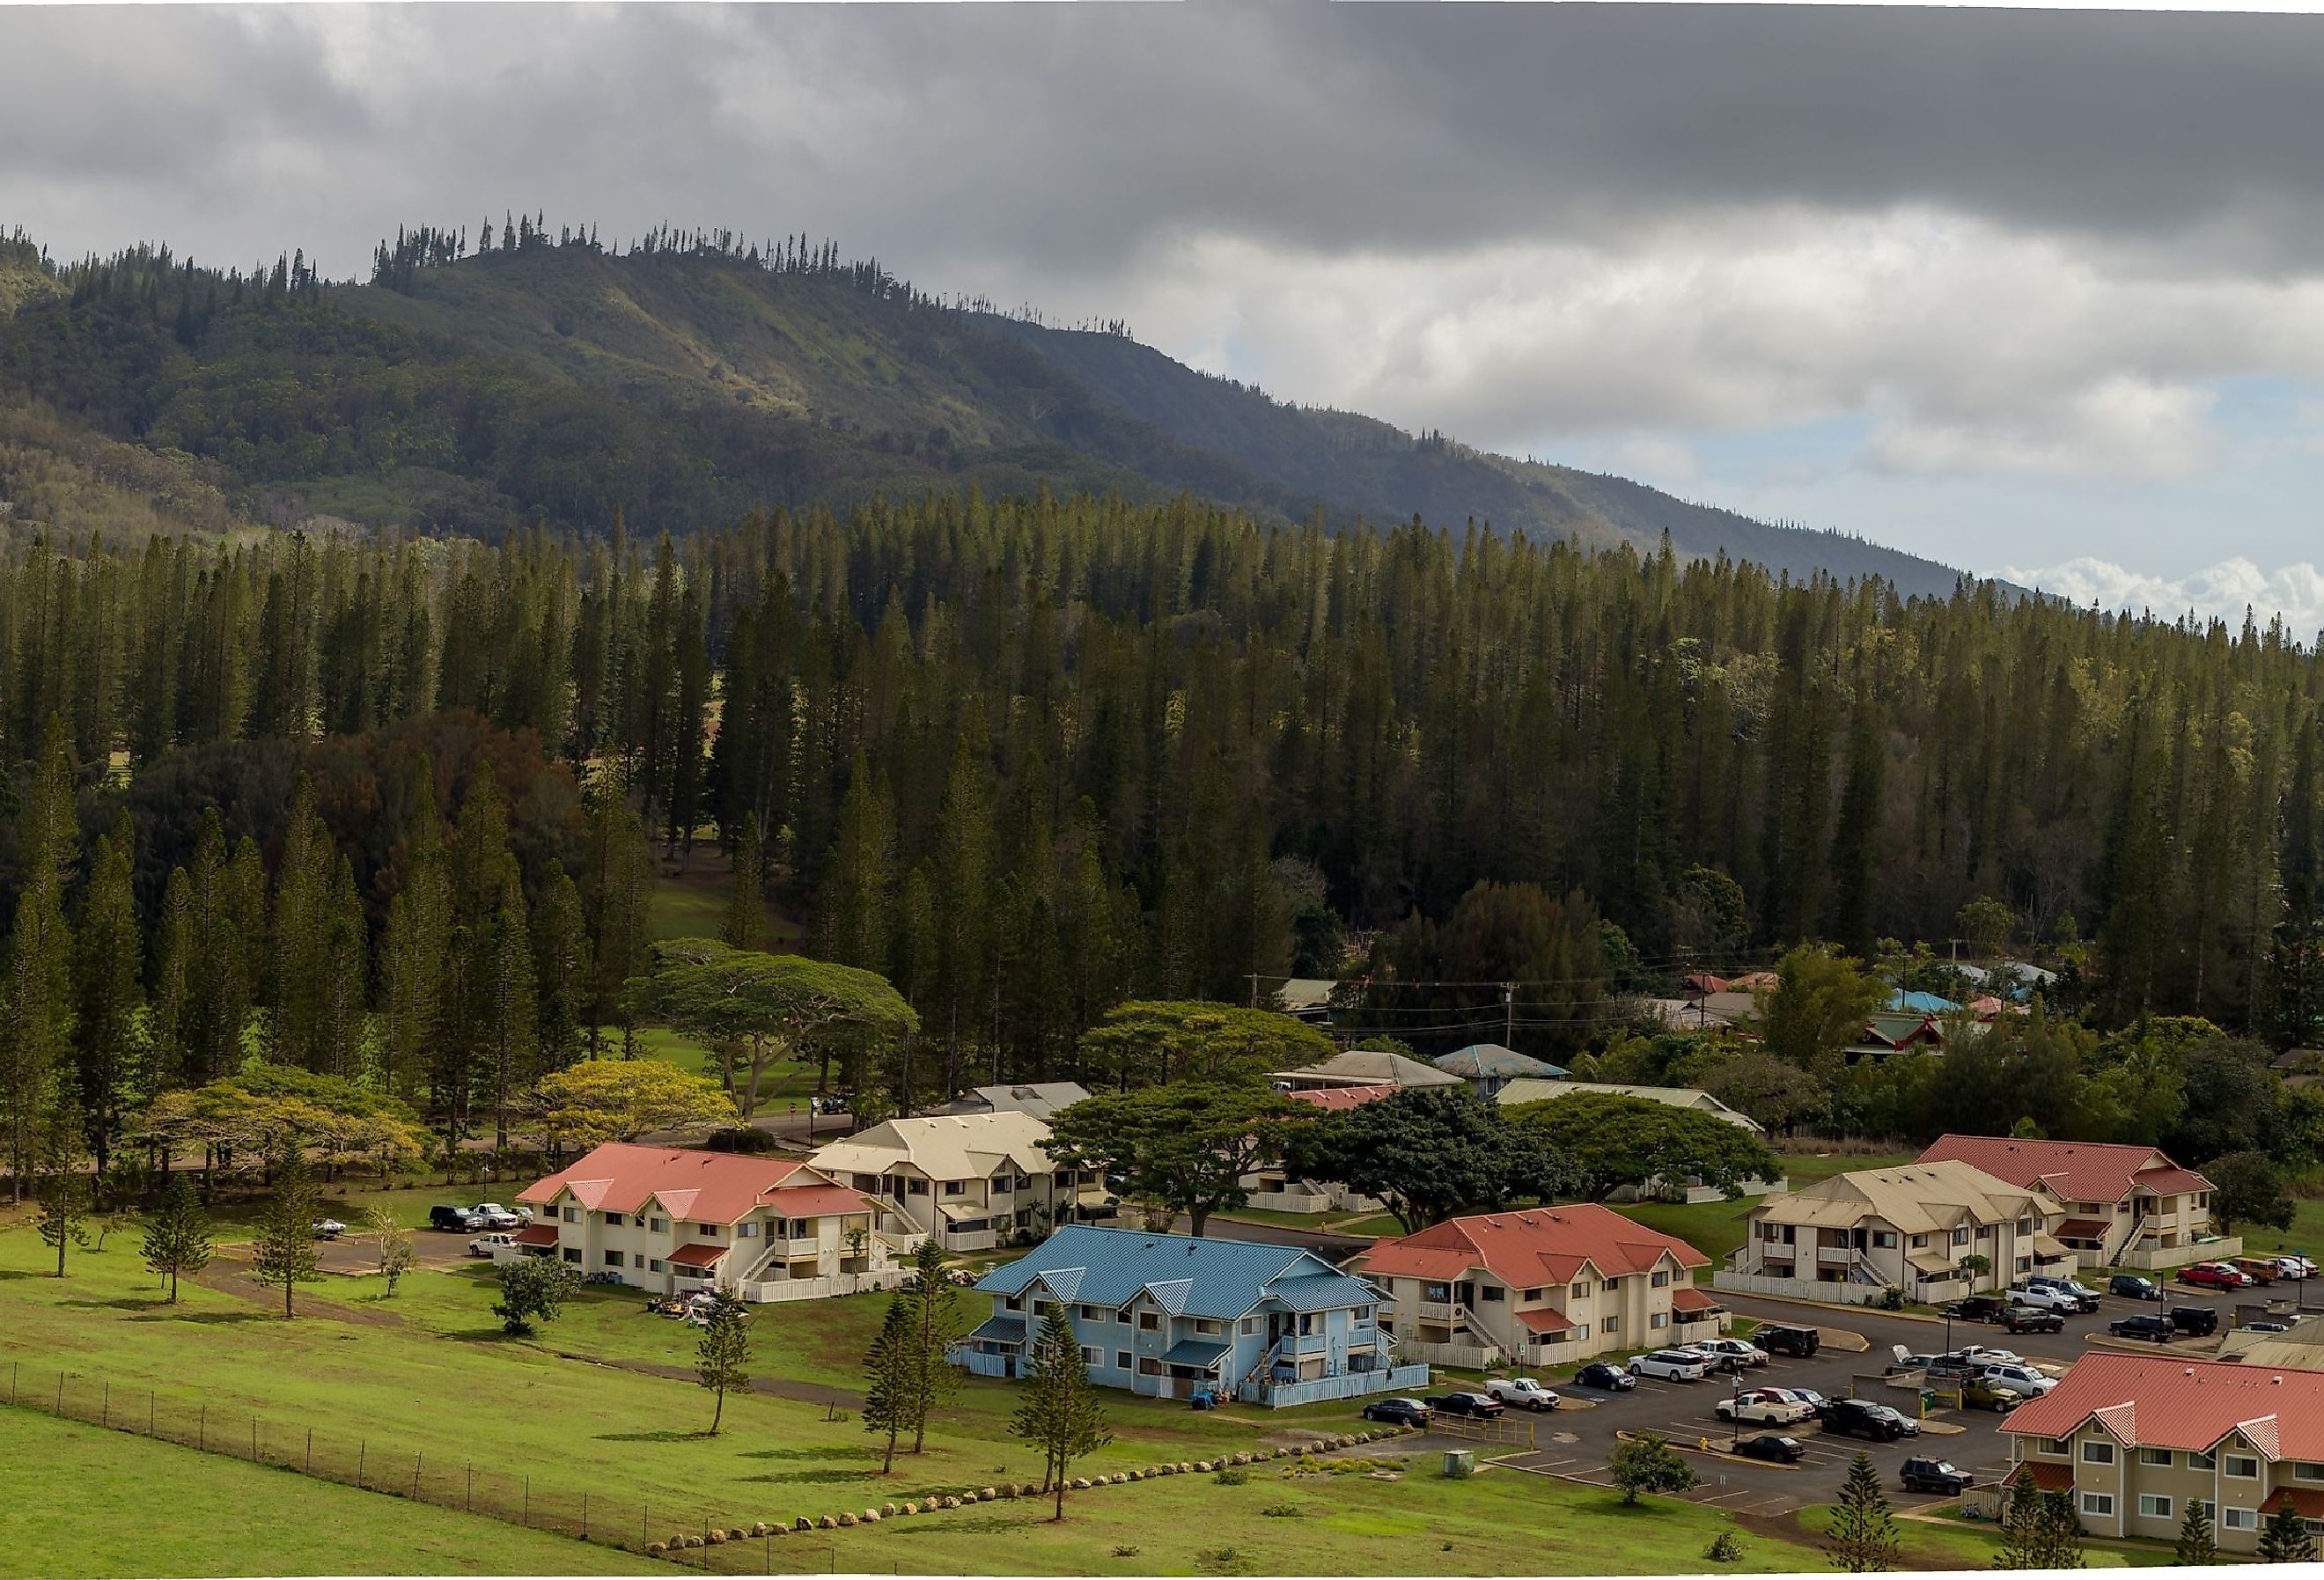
[1725,1158,2072,1304]
[810,1113,1113,1253]
[2004,1354,2324,1552]
[1349,1206,1722,1369]
[1916,1134,2229,1270]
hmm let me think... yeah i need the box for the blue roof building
[955,1225,1431,1407]
[1433,1042,1568,1096]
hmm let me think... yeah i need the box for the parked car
[1900,1457,1975,1495]
[2109,1313,2174,1342]
[2109,1275,2160,1301]
[1483,1378,1560,1411]
[1361,1397,1432,1429]
[2004,1284,2079,1312]
[2001,1305,2065,1334]
[1629,1350,1712,1382]
[1825,1398,1914,1443]
[311,1217,347,1240]
[468,1231,519,1257]
[430,1204,483,1232]
[2026,1276,2102,1312]
[1732,1435,1806,1464]
[1572,1362,1636,1393]
[1755,1323,1821,1357]
[466,1203,527,1231]
[2170,1305,2220,1336]
[1961,1376,2026,1412]
[2240,1319,2293,1335]
[2271,1255,2319,1281]
[1424,1392,1504,1419]
[2230,1257,2281,1286]
[1919,1353,1985,1382]
[1942,1295,2011,1323]
[1695,1336,1770,1370]
[2178,1261,2250,1290]
[1669,1343,1744,1375]
[1717,1389,1814,1425]
[1973,1362,2056,1396]
[1778,1387,1835,1421]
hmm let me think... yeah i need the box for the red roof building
[2003,1353,2324,1550]
[514,1143,907,1304]
[1916,1134,2218,1269]
[1350,1207,1717,1369]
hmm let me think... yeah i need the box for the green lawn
[1615,1151,1915,1267]
[2226,1194,2324,1262]
[0,1407,651,1577]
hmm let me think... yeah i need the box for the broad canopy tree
[1043,1080,1313,1237]
[530,1057,737,1152]
[624,937,917,1116]
[1074,1002,1333,1094]
[1283,1084,1567,1234]
[1504,1091,1780,1202]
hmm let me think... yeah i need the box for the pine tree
[71,812,142,1172]
[2260,1502,2318,1563]
[531,868,592,1073]
[145,865,193,1098]
[33,1083,90,1277]
[142,1170,213,1302]
[861,1290,919,1473]
[479,872,538,1149]
[721,813,767,950]
[2039,1490,2088,1569]
[381,763,452,1101]
[251,1146,321,1318]
[583,779,651,1054]
[908,1235,966,1452]
[695,1291,754,1434]
[2175,1498,2217,1566]
[2,716,77,1202]
[1824,1452,1901,1572]
[1008,1304,1112,1521]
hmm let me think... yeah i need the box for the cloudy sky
[8,4,2324,627]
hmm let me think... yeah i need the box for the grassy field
[649,856,805,946]
[0,1407,651,1578]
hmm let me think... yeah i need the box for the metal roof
[1161,1339,1230,1369]
[972,1225,1364,1320]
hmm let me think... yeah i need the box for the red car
[2177,1261,2248,1290]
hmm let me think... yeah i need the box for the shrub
[1214,1467,1248,1486]
[1113,1547,1142,1559]
[1705,1531,1744,1563]
[1261,1503,1303,1518]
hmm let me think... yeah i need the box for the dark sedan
[1425,1392,1505,1419]
[1360,1397,1432,1429]
[2109,1274,2159,1300]
[1573,1362,1638,1393]
[1732,1435,1806,1464]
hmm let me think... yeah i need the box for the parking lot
[1471,1282,2313,1519]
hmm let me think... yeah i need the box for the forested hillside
[0,223,1970,595]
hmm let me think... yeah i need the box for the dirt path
[188,1253,408,1330]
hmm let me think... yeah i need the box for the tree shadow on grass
[597,1429,719,1444]
[61,1297,171,1312]
[741,1468,876,1486]
[0,1269,41,1281]
[742,1444,883,1462]
[130,1309,270,1325]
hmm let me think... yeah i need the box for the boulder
[819,1516,839,1531]
[705,1530,727,1546]
[982,1487,998,1501]
[750,1523,770,1538]
[943,1495,962,1510]
[645,1543,666,1557]
[836,1513,857,1527]
[1195,1460,1214,1473]
[860,1510,880,1524]
[684,1535,705,1550]
[882,1503,899,1518]
[728,1529,747,1542]
[1233,1451,1252,1466]
[901,1502,919,1516]
[1072,1477,1092,1490]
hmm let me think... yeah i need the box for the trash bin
[1442,1450,1476,1479]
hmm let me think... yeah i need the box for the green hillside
[0,229,1971,596]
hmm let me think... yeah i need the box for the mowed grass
[0,1407,651,1578]
[648,857,805,947]
[2225,1194,2324,1262]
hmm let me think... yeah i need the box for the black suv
[2170,1306,2220,1337]
[429,1204,481,1232]
[2109,1313,2173,1342]
[1825,1398,1911,1443]
[2002,1306,2065,1334]
[2110,1275,2159,1300]
[1900,1457,1975,1495]
[1757,1323,1821,1357]
[1943,1296,2010,1324]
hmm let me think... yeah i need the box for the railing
[1428,1410,1537,1449]
[739,1268,908,1302]
[1393,1340,1503,1369]
[958,1351,1013,1379]
[2120,1237,2240,1271]
[1713,1270,1897,1306]
[1416,1301,1454,1321]
[1816,1246,1857,1267]
[1253,1364,1431,1408]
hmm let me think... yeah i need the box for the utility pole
[1504,983,1514,1049]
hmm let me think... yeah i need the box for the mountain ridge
[0,231,1975,597]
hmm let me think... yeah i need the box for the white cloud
[1997,555,2324,637]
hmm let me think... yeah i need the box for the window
[604,1212,624,1227]
[1975,1225,1993,1240]
[1080,1346,1103,1367]
[736,1223,758,1238]
[561,1247,581,1263]
[1239,1319,1259,1334]
[1115,1351,1132,1371]
[2193,1501,2216,1521]
[906,1178,929,1195]
[1078,1304,1104,1323]
[1193,1319,1225,1336]
[2139,1449,2173,1468]
[1054,1171,1071,1187]
[646,1259,663,1273]
[1480,1286,1504,1302]
[2138,1495,2173,1520]
[1119,1309,1137,1326]
[1909,1232,1929,1249]
[2224,1509,2259,1532]
[563,1206,578,1224]
[2296,1464,2324,1483]
[604,1250,624,1268]
[1523,1288,1541,1301]
[696,1224,717,1237]
[1139,1312,1160,1332]
[1570,1282,1588,1301]
[2188,1451,2216,1472]
[648,1216,666,1232]
[944,1181,967,1197]
[1013,1174,1031,1191]
[992,1177,1012,1194]
[1650,1312,1668,1330]
[1870,1231,1897,1249]
[2041,1438,2071,1457]
[2081,1493,2114,1518]
[2082,1441,2115,1465]
[1953,1228,1972,1246]
[2225,1455,2261,1480]
[1600,1316,1620,1335]
[1651,1270,1671,1288]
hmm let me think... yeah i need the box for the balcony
[1416,1300,1454,1322]
[1816,1246,1858,1267]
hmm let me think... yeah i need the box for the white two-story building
[810,1113,1114,1253]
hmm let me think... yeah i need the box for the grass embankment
[0,1407,651,1578]
[1614,1150,1914,1268]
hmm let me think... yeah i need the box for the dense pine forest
[0,491,2320,1194]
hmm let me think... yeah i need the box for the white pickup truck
[1483,1377,1560,1411]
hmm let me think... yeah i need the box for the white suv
[1631,1349,1712,1382]
[1694,1337,1770,1369]
[1974,1361,2057,1395]
[2005,1284,2078,1312]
